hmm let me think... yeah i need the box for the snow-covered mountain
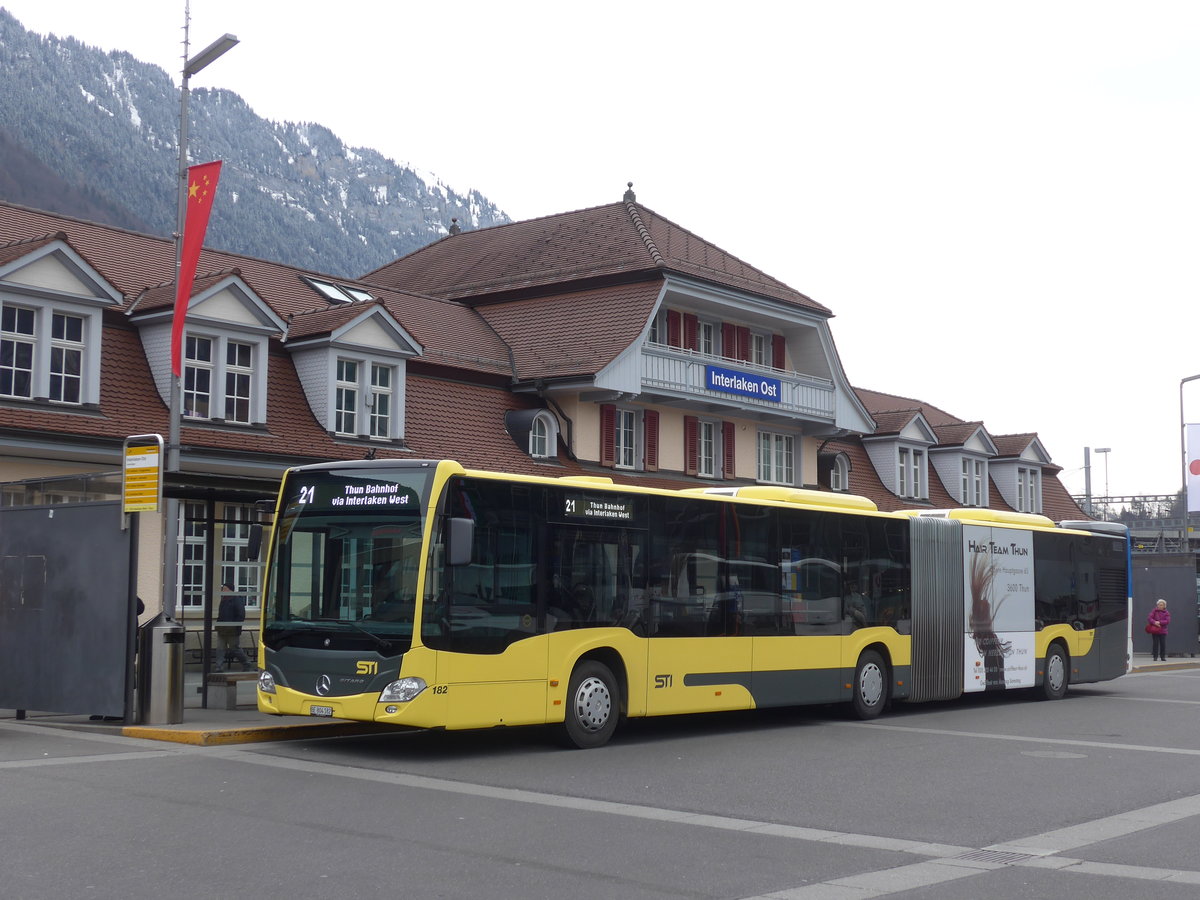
[0,9,509,276]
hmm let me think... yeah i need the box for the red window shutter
[736,326,750,362]
[722,421,736,479]
[667,310,682,348]
[683,313,698,352]
[684,415,698,476]
[772,334,785,370]
[599,404,616,467]
[721,322,736,359]
[644,410,660,472]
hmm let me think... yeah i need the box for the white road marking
[7,716,1200,897]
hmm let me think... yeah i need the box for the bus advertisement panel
[962,525,1036,692]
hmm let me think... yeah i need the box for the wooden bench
[207,671,259,710]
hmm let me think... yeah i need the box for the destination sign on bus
[290,476,420,513]
[563,493,633,521]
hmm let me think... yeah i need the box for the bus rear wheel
[852,650,888,720]
[562,661,619,749]
[1040,644,1069,700]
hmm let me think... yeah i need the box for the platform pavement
[4,653,1196,746]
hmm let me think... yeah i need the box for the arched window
[530,415,548,457]
[529,412,558,459]
[831,454,850,491]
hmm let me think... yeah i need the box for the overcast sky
[4,1,1198,500]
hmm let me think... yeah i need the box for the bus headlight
[257,670,276,694]
[379,677,427,703]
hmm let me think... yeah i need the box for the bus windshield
[261,466,433,653]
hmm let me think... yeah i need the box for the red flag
[171,160,223,377]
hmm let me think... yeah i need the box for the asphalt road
[3,667,1200,899]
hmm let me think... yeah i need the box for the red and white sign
[1188,424,1200,512]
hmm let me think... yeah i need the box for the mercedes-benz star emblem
[315,674,331,696]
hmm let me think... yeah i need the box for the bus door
[761,510,846,706]
[432,480,547,730]
[646,501,752,716]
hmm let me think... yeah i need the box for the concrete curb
[120,721,394,746]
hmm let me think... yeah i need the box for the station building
[0,187,1086,631]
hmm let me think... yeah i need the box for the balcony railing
[641,342,835,420]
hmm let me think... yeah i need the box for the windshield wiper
[341,618,395,653]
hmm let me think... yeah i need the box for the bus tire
[562,660,619,749]
[852,650,888,720]
[1040,643,1069,701]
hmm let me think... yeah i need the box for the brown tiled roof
[819,438,896,507]
[854,386,963,428]
[476,281,662,381]
[866,408,922,436]
[932,421,986,446]
[1041,474,1089,521]
[365,201,830,314]
[130,268,241,313]
[818,437,961,512]
[0,202,509,376]
[0,232,66,268]
[992,432,1038,457]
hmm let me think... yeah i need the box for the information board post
[122,434,183,724]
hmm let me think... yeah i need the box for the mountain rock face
[0,10,508,276]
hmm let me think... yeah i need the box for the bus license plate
[309,705,334,717]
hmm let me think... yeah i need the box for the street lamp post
[1094,447,1111,500]
[167,29,238,476]
[152,19,238,725]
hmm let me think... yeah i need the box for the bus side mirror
[447,517,474,567]
[248,524,263,561]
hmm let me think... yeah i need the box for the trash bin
[140,615,184,724]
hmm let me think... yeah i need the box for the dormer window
[1017,466,1041,513]
[50,313,84,403]
[898,447,926,499]
[334,356,399,439]
[1,301,101,406]
[1,305,35,398]
[830,454,849,491]
[369,364,393,438]
[961,458,986,507]
[182,333,266,423]
[503,408,560,460]
[529,411,560,458]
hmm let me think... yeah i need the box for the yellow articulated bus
[255,459,1131,748]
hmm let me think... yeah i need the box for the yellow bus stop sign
[123,434,164,514]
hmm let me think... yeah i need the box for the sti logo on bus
[356,661,379,675]
[654,674,673,689]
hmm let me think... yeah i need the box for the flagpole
[165,17,237,616]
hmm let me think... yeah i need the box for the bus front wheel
[562,661,619,749]
[852,650,888,720]
[1040,644,1069,700]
